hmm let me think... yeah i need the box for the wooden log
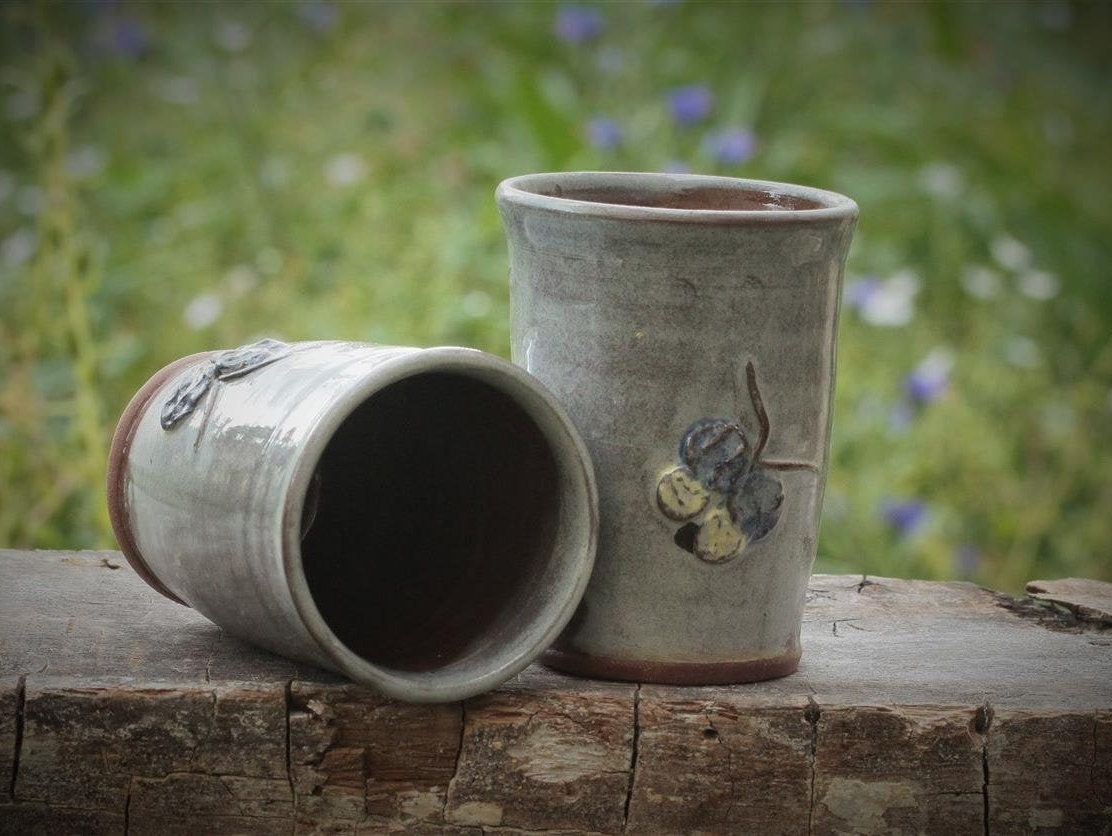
[1027,577,1112,626]
[0,550,1109,834]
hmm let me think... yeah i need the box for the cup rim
[497,171,858,225]
[281,344,600,703]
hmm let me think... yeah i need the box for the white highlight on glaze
[522,330,537,374]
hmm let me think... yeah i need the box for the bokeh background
[1,1,1109,590]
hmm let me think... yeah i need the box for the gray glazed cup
[108,340,598,703]
[497,172,857,684]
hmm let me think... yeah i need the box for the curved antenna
[746,360,771,462]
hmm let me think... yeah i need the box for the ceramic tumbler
[108,340,598,702]
[497,172,857,684]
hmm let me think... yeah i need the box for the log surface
[0,550,1108,834]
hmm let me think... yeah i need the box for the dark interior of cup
[299,372,560,672]
[536,183,825,212]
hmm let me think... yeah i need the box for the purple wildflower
[667,85,714,126]
[904,370,947,404]
[703,127,757,165]
[881,499,928,538]
[847,269,919,327]
[554,6,604,44]
[298,1,338,31]
[586,117,623,149]
[844,276,880,312]
[903,349,953,406]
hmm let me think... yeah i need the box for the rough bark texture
[0,550,1109,834]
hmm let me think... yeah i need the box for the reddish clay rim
[106,352,216,607]
[541,645,801,686]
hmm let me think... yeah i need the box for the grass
[0,1,1109,590]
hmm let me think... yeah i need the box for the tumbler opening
[531,183,823,212]
[298,371,562,674]
[498,171,858,223]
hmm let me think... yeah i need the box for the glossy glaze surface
[112,341,598,702]
[498,172,857,683]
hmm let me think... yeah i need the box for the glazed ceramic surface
[109,340,598,703]
[497,172,858,684]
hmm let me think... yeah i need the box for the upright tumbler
[497,172,857,684]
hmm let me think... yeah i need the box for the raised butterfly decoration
[161,338,292,430]
[655,360,817,564]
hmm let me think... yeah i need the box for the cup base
[541,646,800,686]
[107,351,216,607]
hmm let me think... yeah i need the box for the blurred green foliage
[0,1,1109,590]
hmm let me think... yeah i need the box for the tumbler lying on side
[108,340,598,703]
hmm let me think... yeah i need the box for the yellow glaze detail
[656,466,710,521]
[695,508,748,563]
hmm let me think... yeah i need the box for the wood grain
[0,550,1109,834]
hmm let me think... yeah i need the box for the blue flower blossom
[667,85,714,126]
[903,349,953,406]
[586,117,623,149]
[880,499,927,538]
[703,127,756,165]
[554,6,604,44]
[904,370,947,404]
[844,276,880,312]
[844,270,920,327]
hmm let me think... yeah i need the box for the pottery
[497,171,858,684]
[108,340,598,703]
